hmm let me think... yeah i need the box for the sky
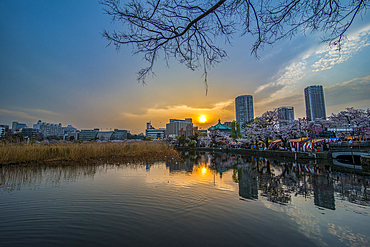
[1,1,370,134]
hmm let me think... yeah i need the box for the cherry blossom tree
[275,120,301,149]
[209,130,233,146]
[199,136,212,147]
[329,107,370,137]
[244,109,279,148]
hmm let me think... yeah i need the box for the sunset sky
[1,1,370,134]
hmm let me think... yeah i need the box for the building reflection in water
[189,152,370,209]
[166,158,195,173]
[313,175,335,210]
[238,165,258,200]
[1,151,369,209]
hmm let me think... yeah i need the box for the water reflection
[313,175,335,210]
[0,163,142,192]
[1,152,369,210]
[0,165,93,192]
[238,165,258,200]
[1,152,369,247]
[174,151,370,209]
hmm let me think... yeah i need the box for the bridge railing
[329,141,370,151]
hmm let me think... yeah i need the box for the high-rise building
[277,107,295,126]
[235,95,254,133]
[304,85,326,121]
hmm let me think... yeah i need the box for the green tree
[177,135,186,146]
[188,133,199,141]
[230,121,242,141]
[188,140,196,148]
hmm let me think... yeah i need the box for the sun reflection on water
[193,164,212,177]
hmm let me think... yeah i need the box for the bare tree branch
[100,0,369,90]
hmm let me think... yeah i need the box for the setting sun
[199,115,207,123]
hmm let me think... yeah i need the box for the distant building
[277,107,295,126]
[304,85,326,121]
[63,125,77,135]
[1,124,9,129]
[21,128,40,138]
[67,132,79,141]
[1,125,9,136]
[12,121,27,132]
[223,122,232,127]
[146,122,154,129]
[12,122,17,130]
[112,129,128,140]
[208,120,232,136]
[0,126,6,137]
[146,128,165,139]
[97,131,114,141]
[165,118,193,138]
[33,120,64,137]
[78,129,99,141]
[235,95,254,134]
[145,122,165,139]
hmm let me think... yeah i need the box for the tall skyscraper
[235,95,254,132]
[304,85,326,121]
[277,107,294,126]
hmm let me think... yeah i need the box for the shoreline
[179,147,334,165]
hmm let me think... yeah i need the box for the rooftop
[208,120,232,131]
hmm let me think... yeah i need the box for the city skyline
[1,1,370,134]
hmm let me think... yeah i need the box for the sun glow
[199,115,207,123]
[196,165,210,176]
[201,166,207,174]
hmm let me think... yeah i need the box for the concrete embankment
[183,147,332,164]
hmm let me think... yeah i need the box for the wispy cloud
[120,99,235,128]
[311,25,370,72]
[0,108,64,127]
[26,108,63,116]
[255,60,307,94]
[253,24,370,112]
[0,109,39,120]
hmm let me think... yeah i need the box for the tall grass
[0,141,180,165]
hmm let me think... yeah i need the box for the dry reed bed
[0,141,180,165]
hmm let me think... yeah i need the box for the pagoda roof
[208,120,232,130]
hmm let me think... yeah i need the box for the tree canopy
[101,0,369,90]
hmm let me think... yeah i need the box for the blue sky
[1,1,370,134]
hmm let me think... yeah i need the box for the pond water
[0,152,369,247]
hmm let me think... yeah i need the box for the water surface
[0,152,369,246]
